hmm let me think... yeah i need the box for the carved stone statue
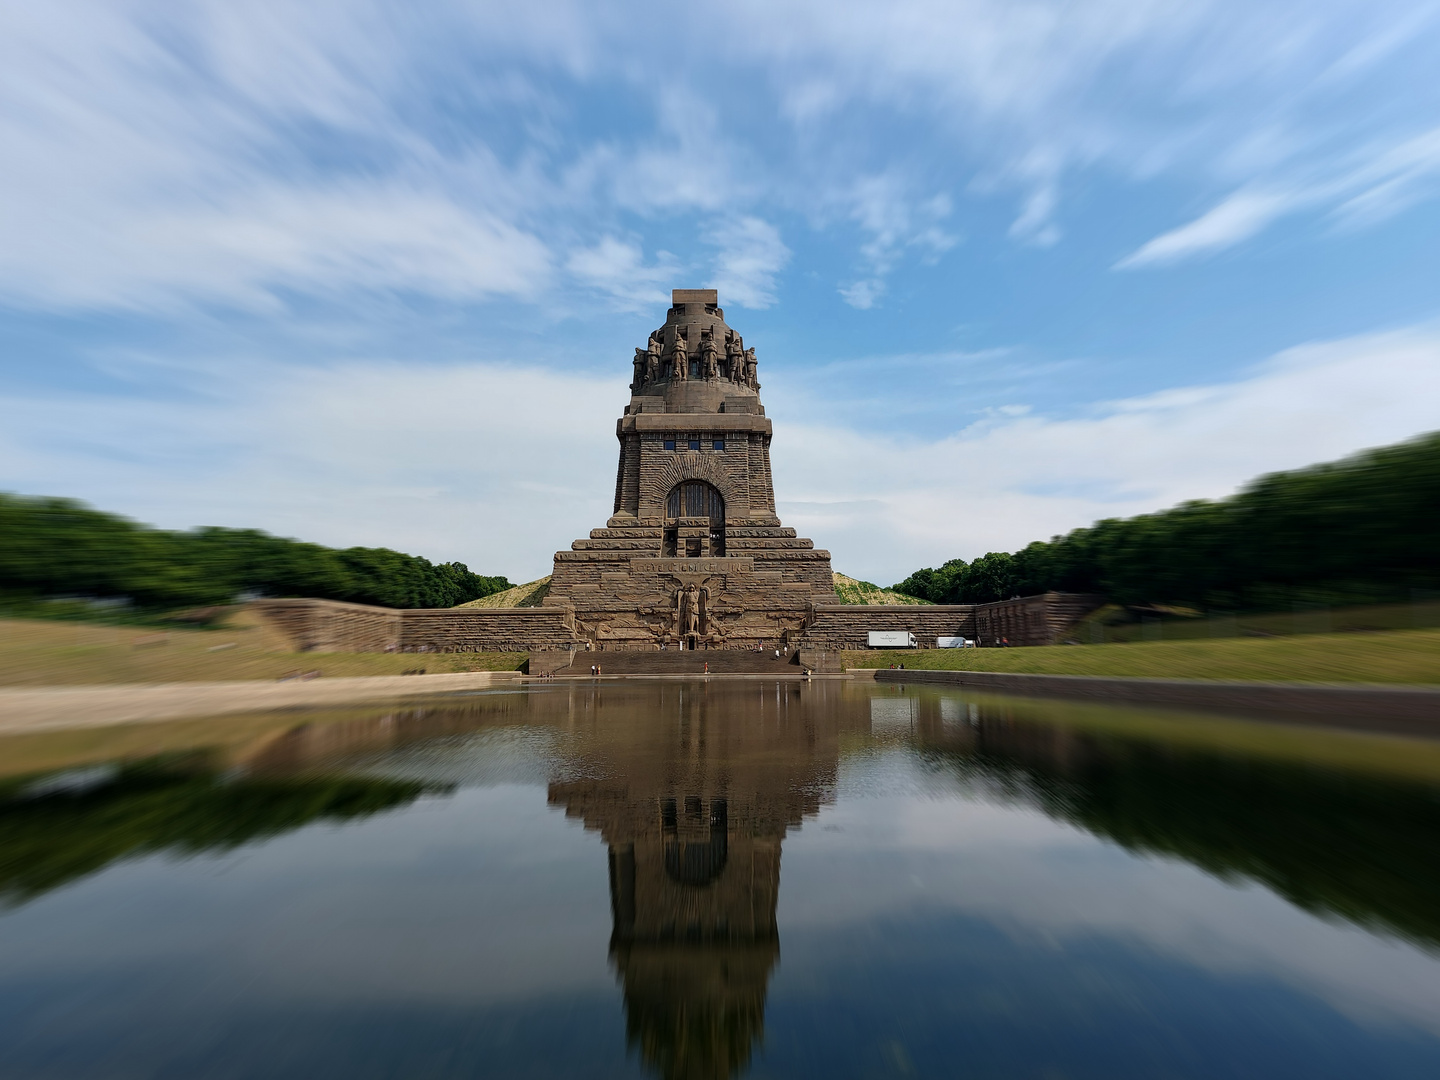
[725,335,744,382]
[632,347,647,389]
[743,347,758,388]
[675,582,701,637]
[670,333,689,381]
[645,333,663,384]
[686,584,701,635]
[700,336,720,381]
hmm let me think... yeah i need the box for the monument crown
[632,288,759,406]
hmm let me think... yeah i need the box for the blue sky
[3,0,1440,584]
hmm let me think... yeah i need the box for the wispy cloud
[1118,124,1440,268]
[3,0,1439,314]
[566,237,676,312]
[839,280,884,311]
[704,217,790,310]
[832,176,955,307]
[1116,189,1294,269]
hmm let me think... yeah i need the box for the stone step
[554,650,802,675]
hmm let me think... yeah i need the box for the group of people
[633,330,758,388]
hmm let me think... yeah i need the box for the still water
[3,679,1440,1079]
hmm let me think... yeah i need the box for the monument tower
[547,289,838,651]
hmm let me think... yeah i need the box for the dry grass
[457,576,552,608]
[844,628,1440,684]
[0,611,525,687]
[832,573,930,605]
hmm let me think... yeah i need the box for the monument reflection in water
[4,681,1440,1079]
[546,683,852,1079]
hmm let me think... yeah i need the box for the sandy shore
[0,671,525,735]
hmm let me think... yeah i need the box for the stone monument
[547,289,837,651]
[253,290,1102,660]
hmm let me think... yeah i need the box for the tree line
[0,494,512,610]
[894,431,1440,610]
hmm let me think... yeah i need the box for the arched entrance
[663,480,725,557]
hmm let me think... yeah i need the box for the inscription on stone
[631,558,754,574]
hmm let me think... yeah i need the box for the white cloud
[839,279,884,310]
[704,217,790,310]
[2,0,1437,313]
[0,1,559,312]
[826,177,956,305]
[1008,183,1062,247]
[1119,124,1440,267]
[1116,189,1294,268]
[566,237,676,312]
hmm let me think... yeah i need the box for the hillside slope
[455,572,927,607]
[457,576,551,608]
[833,573,931,605]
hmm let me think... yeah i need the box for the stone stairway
[552,650,800,675]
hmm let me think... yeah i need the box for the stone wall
[252,599,402,653]
[799,593,1104,651]
[972,593,1106,647]
[399,607,574,653]
[800,604,978,651]
[251,599,571,654]
[252,592,1103,655]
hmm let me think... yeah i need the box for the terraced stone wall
[251,599,574,654]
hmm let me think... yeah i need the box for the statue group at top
[633,329,758,391]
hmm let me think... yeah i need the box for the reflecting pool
[3,679,1440,1078]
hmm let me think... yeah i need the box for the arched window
[663,481,725,557]
[666,480,724,520]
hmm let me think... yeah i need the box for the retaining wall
[801,593,1104,651]
[251,599,572,654]
[251,591,1102,655]
[252,599,402,653]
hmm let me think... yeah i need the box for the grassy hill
[833,573,931,605]
[0,610,524,686]
[457,576,552,608]
[454,573,928,607]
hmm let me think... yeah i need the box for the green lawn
[0,612,525,687]
[844,628,1440,685]
[1076,599,1440,643]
